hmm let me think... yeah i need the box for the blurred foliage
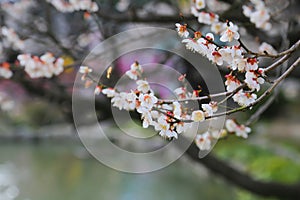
[214,136,300,200]
[16,100,66,128]
[214,137,300,183]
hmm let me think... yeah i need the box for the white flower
[174,87,187,99]
[250,9,271,30]
[235,125,251,138]
[155,116,169,135]
[225,74,241,92]
[0,63,13,79]
[166,130,178,139]
[191,110,205,122]
[195,132,211,150]
[17,54,31,66]
[130,61,143,71]
[225,119,238,132]
[207,51,223,66]
[191,6,200,17]
[125,69,138,80]
[258,42,277,55]
[102,88,116,98]
[202,104,213,117]
[53,58,64,75]
[1,26,25,50]
[225,119,250,138]
[198,12,219,25]
[137,80,151,93]
[111,92,127,110]
[139,93,158,110]
[173,101,182,118]
[18,53,64,78]
[211,22,226,34]
[245,71,265,91]
[220,22,240,42]
[175,23,189,38]
[246,58,258,71]
[233,91,257,106]
[94,86,102,95]
[195,0,206,10]
[182,38,202,53]
[243,0,272,31]
[176,122,191,134]
[124,92,137,110]
[154,116,178,139]
[242,5,252,17]
[141,110,153,128]
[232,58,247,72]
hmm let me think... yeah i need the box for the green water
[0,141,237,200]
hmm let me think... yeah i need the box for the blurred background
[0,0,300,199]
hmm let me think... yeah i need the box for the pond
[0,141,238,200]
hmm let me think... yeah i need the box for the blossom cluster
[176,24,266,107]
[46,0,99,13]
[225,119,251,139]
[79,62,223,147]
[243,0,272,31]
[173,0,273,148]
[191,1,239,39]
[1,26,25,51]
[17,53,64,79]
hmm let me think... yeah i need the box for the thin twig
[239,39,300,59]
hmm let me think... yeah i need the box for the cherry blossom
[125,61,143,80]
[220,21,240,42]
[197,12,219,25]
[207,51,223,66]
[242,0,272,31]
[258,42,277,55]
[233,91,257,106]
[225,119,251,138]
[17,53,64,78]
[173,101,182,119]
[0,63,13,79]
[246,58,259,71]
[225,74,242,92]
[245,71,265,91]
[202,102,218,117]
[195,132,211,150]
[139,93,158,110]
[194,0,206,10]
[154,116,177,139]
[174,87,188,99]
[211,22,226,34]
[175,23,189,38]
[94,86,102,95]
[1,26,25,51]
[191,110,205,122]
[102,88,116,98]
[136,80,151,93]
